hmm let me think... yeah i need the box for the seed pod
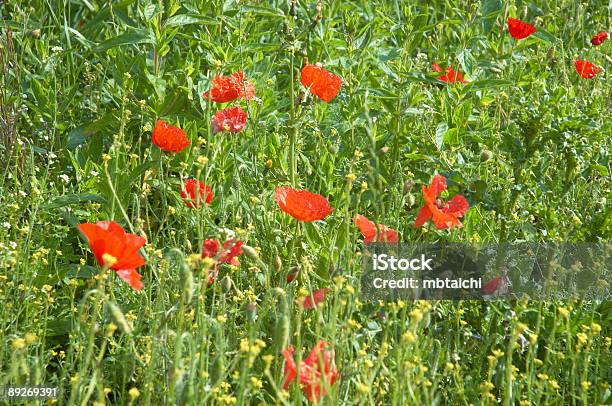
[31,29,41,38]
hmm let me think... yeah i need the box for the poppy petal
[274,186,333,222]
[212,106,248,134]
[302,288,330,310]
[574,60,600,79]
[301,64,342,102]
[443,194,469,218]
[151,120,191,153]
[414,205,432,228]
[115,268,144,291]
[507,17,536,39]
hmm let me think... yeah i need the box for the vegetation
[0,0,609,404]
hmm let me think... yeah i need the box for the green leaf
[165,14,219,27]
[480,0,502,33]
[241,5,285,18]
[66,264,99,278]
[533,29,556,44]
[444,128,460,146]
[435,122,448,150]
[94,29,154,52]
[463,79,513,92]
[43,193,107,209]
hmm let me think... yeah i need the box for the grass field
[0,0,610,404]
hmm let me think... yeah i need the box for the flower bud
[403,179,415,195]
[242,245,259,260]
[480,149,494,162]
[220,275,233,293]
[405,193,416,208]
[274,255,282,271]
[377,146,389,156]
[287,266,299,283]
[246,302,257,320]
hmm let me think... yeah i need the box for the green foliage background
[0,0,610,404]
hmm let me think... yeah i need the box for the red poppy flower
[507,17,536,40]
[353,214,399,244]
[482,275,511,296]
[202,238,243,283]
[78,221,146,291]
[274,186,333,222]
[212,106,248,134]
[151,120,191,153]
[300,63,342,102]
[574,60,600,79]
[202,71,255,103]
[301,288,331,310]
[180,179,213,208]
[202,238,243,266]
[432,63,465,84]
[591,31,608,46]
[282,340,338,402]
[414,175,469,229]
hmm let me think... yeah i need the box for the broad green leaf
[94,29,154,52]
[43,193,107,209]
[435,122,448,150]
[165,14,219,27]
[480,0,502,33]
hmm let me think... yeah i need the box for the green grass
[0,0,610,404]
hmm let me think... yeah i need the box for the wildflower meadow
[0,0,610,404]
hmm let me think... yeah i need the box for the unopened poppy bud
[108,301,132,335]
[329,145,339,154]
[403,179,415,195]
[181,265,194,303]
[246,302,257,320]
[242,245,259,260]
[480,149,494,162]
[377,146,389,156]
[405,193,416,208]
[287,266,299,283]
[210,354,225,385]
[221,275,233,293]
[274,255,282,271]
